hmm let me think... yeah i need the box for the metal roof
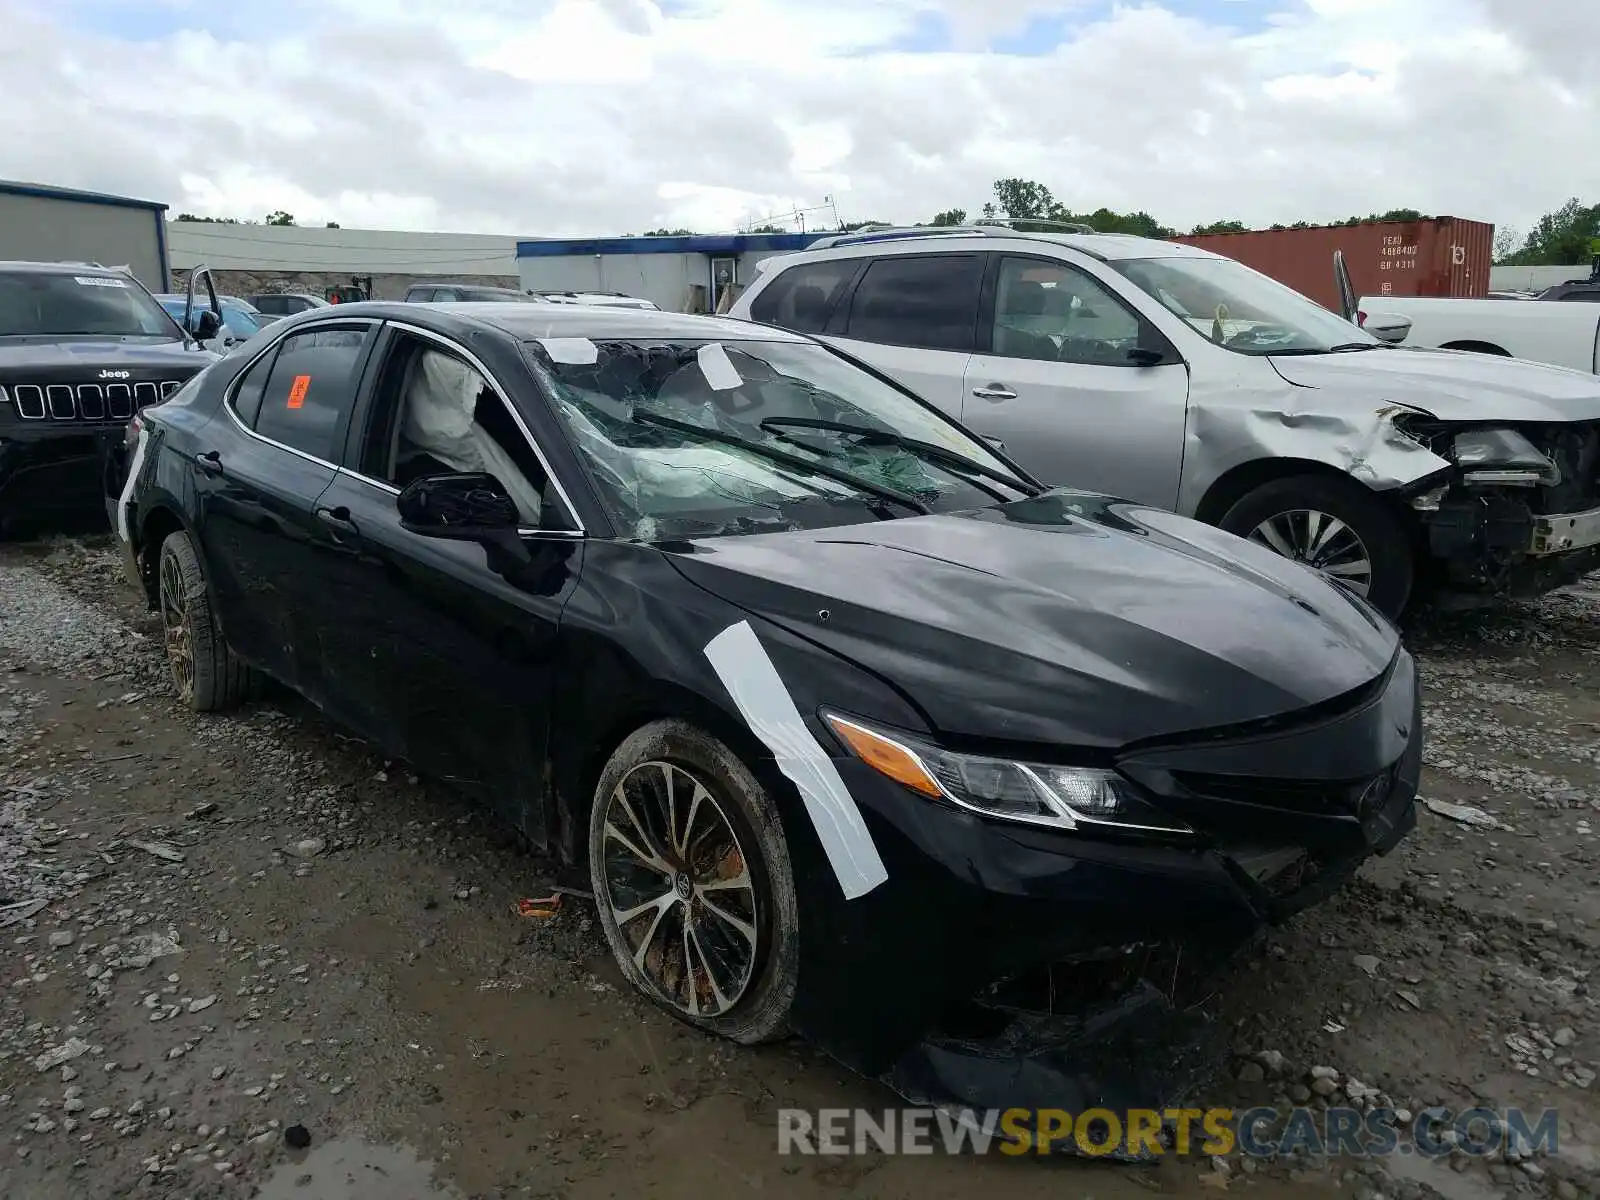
[516,232,832,258]
[0,179,168,212]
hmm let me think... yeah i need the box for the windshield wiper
[756,417,1040,499]
[1269,343,1382,356]
[629,410,931,515]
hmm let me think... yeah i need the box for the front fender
[1180,385,1453,514]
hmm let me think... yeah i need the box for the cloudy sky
[2,0,1596,240]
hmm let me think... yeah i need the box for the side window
[845,255,982,352]
[231,345,277,427]
[749,261,857,333]
[992,257,1143,366]
[358,335,551,526]
[406,288,435,303]
[253,326,371,460]
[433,288,459,302]
[1559,291,1600,302]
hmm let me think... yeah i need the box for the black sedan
[110,300,1419,1117]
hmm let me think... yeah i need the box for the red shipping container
[1172,217,1494,310]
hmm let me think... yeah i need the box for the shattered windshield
[0,271,181,338]
[526,337,1022,540]
[1112,256,1380,356]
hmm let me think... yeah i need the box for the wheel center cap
[673,872,692,901]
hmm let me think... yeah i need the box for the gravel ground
[0,534,1597,1199]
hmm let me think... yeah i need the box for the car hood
[668,492,1398,748]
[0,337,207,371]
[1269,346,1600,422]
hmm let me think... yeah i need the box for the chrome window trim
[220,315,587,537]
[383,319,587,535]
[221,317,380,473]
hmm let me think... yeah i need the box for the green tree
[929,208,967,226]
[173,213,240,223]
[746,224,788,233]
[1190,219,1248,236]
[640,227,694,236]
[265,211,296,226]
[325,221,340,229]
[1502,198,1600,265]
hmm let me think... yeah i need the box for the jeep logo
[98,369,131,380]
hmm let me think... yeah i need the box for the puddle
[255,1136,464,1200]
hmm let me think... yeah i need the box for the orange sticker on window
[287,375,311,409]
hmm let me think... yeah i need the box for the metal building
[516,233,830,312]
[0,180,169,290]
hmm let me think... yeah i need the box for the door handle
[971,384,1018,400]
[316,506,359,536]
[193,450,223,476]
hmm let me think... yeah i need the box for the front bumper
[0,428,121,528]
[1530,503,1600,556]
[783,651,1421,1132]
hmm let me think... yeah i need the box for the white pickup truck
[1356,292,1600,375]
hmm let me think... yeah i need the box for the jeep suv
[731,225,1600,617]
[0,262,219,534]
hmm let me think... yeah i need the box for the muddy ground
[0,535,1597,1200]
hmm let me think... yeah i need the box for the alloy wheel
[598,760,759,1017]
[1248,508,1374,597]
[158,550,196,703]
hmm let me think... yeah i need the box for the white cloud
[1,0,1596,239]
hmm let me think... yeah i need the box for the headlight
[1452,428,1558,486]
[823,713,1191,837]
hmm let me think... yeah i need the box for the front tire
[157,530,259,711]
[588,719,798,1044]
[1218,474,1415,618]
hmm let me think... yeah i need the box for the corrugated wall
[0,194,164,289]
[1173,218,1494,309]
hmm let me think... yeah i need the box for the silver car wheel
[1248,508,1374,597]
[598,760,758,1018]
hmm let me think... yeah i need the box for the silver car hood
[1269,347,1600,423]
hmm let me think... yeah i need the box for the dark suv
[403,283,535,303]
[0,261,219,534]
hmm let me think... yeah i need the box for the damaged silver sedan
[732,225,1600,617]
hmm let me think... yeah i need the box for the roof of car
[0,260,130,276]
[298,300,810,344]
[764,228,1218,267]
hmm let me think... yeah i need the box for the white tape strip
[115,425,149,546]
[704,620,888,900]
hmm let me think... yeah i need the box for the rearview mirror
[397,471,521,537]
[1362,312,1412,345]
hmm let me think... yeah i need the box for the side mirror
[397,471,521,536]
[194,309,223,341]
[1362,313,1412,345]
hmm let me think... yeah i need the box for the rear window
[749,261,858,333]
[844,255,983,352]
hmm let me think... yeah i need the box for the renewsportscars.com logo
[777,1106,1560,1158]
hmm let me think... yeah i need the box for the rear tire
[588,719,798,1045]
[156,530,259,711]
[1218,474,1415,618]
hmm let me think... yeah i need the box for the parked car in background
[0,260,218,535]
[249,292,330,317]
[109,298,1419,1119]
[404,282,536,303]
[155,294,268,346]
[535,290,659,310]
[1536,277,1600,303]
[1358,292,1600,374]
[731,224,1600,617]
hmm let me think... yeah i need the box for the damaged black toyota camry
[110,301,1419,1127]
